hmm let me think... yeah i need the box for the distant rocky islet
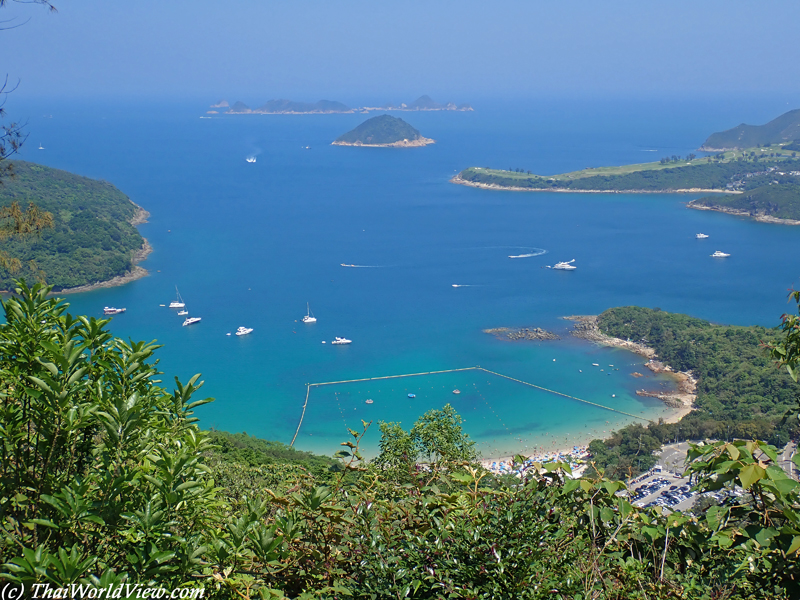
[206,95,472,115]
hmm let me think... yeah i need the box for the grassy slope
[0,160,145,290]
[702,108,800,149]
[335,114,422,144]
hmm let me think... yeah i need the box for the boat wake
[452,284,478,288]
[507,247,547,259]
[340,264,383,268]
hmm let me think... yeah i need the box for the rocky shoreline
[483,326,560,341]
[450,173,734,195]
[687,201,800,225]
[564,315,696,422]
[332,137,435,148]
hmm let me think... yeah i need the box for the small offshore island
[208,95,472,115]
[332,114,434,148]
[454,108,800,223]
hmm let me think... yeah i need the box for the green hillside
[334,114,425,145]
[701,108,800,150]
[690,183,800,221]
[0,161,146,290]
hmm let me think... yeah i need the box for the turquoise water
[16,96,800,457]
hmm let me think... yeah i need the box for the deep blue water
[13,96,800,457]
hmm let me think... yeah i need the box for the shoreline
[56,204,152,295]
[332,137,435,148]
[687,201,800,225]
[450,173,736,194]
[564,315,696,425]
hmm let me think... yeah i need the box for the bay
[15,95,800,457]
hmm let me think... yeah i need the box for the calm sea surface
[14,96,800,457]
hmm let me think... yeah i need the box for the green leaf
[739,463,766,489]
[788,536,800,555]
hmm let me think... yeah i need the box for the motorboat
[103,307,126,315]
[246,156,256,163]
[553,259,577,270]
[182,317,201,326]
[711,251,730,258]
[169,286,185,309]
[302,303,317,323]
[452,389,461,395]
[177,309,188,316]
[235,326,253,336]
[408,393,416,398]
[331,337,351,345]
[365,399,374,404]
[696,233,709,239]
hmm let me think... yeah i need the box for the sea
[13,94,800,458]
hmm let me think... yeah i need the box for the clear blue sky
[2,0,800,102]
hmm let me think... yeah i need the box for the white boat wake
[340,264,383,268]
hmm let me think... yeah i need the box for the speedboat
[235,326,253,336]
[696,233,709,239]
[246,156,256,163]
[452,389,461,395]
[302,303,317,323]
[182,317,201,326]
[331,337,351,345]
[553,259,577,270]
[711,251,730,258]
[103,307,126,315]
[177,309,188,316]
[169,286,185,309]
[365,399,374,404]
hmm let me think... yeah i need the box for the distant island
[453,107,800,224]
[207,95,472,115]
[700,108,800,151]
[0,161,150,291]
[332,114,434,148]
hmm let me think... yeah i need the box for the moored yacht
[331,337,351,345]
[711,250,730,258]
[169,286,185,309]
[177,309,188,316]
[553,259,577,270]
[302,303,317,323]
[235,326,253,336]
[103,307,126,315]
[696,233,709,239]
[182,317,201,326]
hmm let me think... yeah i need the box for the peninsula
[0,161,149,291]
[332,114,434,147]
[700,108,800,151]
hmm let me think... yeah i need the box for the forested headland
[1,282,799,599]
[0,160,147,290]
[588,306,800,479]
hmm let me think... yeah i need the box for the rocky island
[483,326,560,341]
[209,95,472,115]
[332,114,434,147]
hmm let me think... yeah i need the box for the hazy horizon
[2,1,800,104]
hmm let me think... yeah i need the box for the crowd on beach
[481,445,591,478]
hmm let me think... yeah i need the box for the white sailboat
[302,303,317,323]
[169,286,185,309]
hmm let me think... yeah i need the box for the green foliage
[691,183,800,221]
[701,108,800,149]
[0,161,145,290]
[334,114,424,145]
[2,283,799,598]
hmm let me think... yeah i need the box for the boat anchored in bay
[235,326,253,336]
[182,317,201,326]
[103,307,126,315]
[696,233,709,239]
[711,251,730,258]
[169,286,186,309]
[331,337,351,345]
[302,303,317,323]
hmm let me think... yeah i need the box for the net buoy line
[290,366,652,447]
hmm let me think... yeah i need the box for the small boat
[365,399,374,404]
[38,143,45,150]
[331,337,351,345]
[696,233,709,239]
[408,393,416,398]
[246,156,256,163]
[711,251,730,258]
[103,307,126,315]
[182,317,201,326]
[235,326,253,336]
[177,309,188,316]
[592,363,599,366]
[302,303,317,323]
[452,389,461,395]
[553,259,577,270]
[169,286,186,309]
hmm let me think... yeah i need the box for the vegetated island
[0,161,150,292]
[566,306,799,479]
[332,114,434,148]
[700,108,800,151]
[453,108,800,224]
[207,95,472,115]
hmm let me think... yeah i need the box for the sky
[2,0,800,103]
